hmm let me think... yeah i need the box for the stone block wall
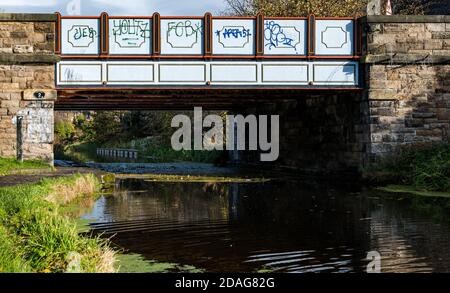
[0,18,55,54]
[365,16,450,161]
[367,17,450,57]
[0,14,58,163]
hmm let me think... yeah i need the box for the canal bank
[0,173,115,273]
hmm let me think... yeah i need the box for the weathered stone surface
[367,15,450,23]
[13,45,33,54]
[0,15,56,163]
[364,19,450,161]
[367,62,450,157]
[0,54,60,64]
[0,64,55,162]
[0,13,57,22]
[426,23,446,32]
[366,21,450,62]
[0,20,55,56]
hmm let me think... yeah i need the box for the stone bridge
[0,10,449,175]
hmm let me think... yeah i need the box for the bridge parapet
[55,13,362,89]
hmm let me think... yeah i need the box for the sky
[0,0,227,16]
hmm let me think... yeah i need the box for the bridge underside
[55,88,363,111]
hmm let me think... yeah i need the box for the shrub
[376,143,450,192]
[55,120,76,143]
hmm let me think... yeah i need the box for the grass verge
[0,173,116,273]
[377,185,450,198]
[0,158,51,176]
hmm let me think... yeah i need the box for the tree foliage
[223,0,450,16]
[91,111,123,144]
[54,120,75,144]
[392,0,450,15]
[223,0,367,17]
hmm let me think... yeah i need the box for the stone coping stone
[367,15,450,23]
[363,54,450,64]
[0,13,57,22]
[0,53,60,64]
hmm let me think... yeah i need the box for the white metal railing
[96,148,138,160]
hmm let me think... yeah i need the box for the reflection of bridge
[55,13,362,109]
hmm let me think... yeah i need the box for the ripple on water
[82,179,450,273]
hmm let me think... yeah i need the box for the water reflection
[82,178,450,273]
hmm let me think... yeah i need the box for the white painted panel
[212,19,255,55]
[263,19,307,55]
[211,64,257,82]
[61,19,100,55]
[109,18,152,55]
[159,64,206,82]
[313,63,357,84]
[160,19,203,55]
[315,20,354,56]
[262,64,308,83]
[58,63,102,84]
[56,61,359,87]
[107,63,154,83]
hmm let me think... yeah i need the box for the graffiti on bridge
[111,19,151,48]
[216,26,252,49]
[67,25,97,47]
[166,20,203,48]
[264,21,296,50]
[216,27,252,39]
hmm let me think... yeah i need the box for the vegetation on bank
[367,143,450,193]
[377,185,450,198]
[0,174,116,273]
[0,158,51,176]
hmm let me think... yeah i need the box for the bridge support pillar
[0,14,59,164]
[364,15,450,163]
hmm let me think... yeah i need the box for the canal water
[81,176,450,273]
